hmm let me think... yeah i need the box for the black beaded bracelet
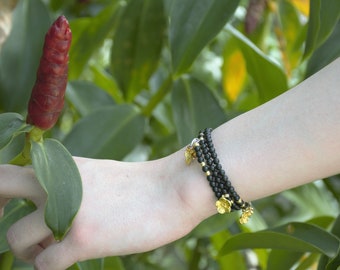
[185,128,254,224]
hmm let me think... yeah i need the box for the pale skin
[0,58,339,270]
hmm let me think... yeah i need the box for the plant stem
[9,127,44,166]
[141,74,173,117]
[9,135,31,166]
[0,251,14,270]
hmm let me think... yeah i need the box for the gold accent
[185,138,200,165]
[239,206,254,224]
[216,196,232,214]
[206,171,211,176]
[185,146,196,165]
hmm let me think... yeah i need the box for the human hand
[0,154,212,270]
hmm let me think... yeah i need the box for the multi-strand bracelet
[185,128,254,224]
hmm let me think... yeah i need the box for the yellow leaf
[223,50,246,102]
[289,0,310,16]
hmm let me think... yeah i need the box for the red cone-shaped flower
[27,15,72,130]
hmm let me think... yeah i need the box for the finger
[7,207,51,262]
[0,165,45,200]
[34,238,79,270]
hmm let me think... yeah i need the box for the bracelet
[185,128,254,224]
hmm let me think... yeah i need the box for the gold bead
[201,162,206,167]
[206,171,211,176]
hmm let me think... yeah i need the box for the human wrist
[164,148,217,228]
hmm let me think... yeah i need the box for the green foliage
[0,0,340,269]
[0,200,36,253]
[31,139,82,240]
[0,0,50,112]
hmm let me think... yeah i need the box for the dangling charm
[239,205,254,224]
[185,145,196,165]
[185,138,200,165]
[216,195,232,214]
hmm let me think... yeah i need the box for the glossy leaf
[171,77,227,146]
[227,26,288,103]
[111,0,166,101]
[31,139,82,240]
[67,80,115,117]
[303,0,340,59]
[168,0,240,76]
[219,222,339,258]
[0,113,31,150]
[0,0,50,112]
[62,105,145,159]
[0,199,36,253]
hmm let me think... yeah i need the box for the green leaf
[318,214,340,270]
[77,259,103,270]
[306,21,340,77]
[219,222,339,258]
[168,0,240,76]
[111,0,166,101]
[191,212,238,238]
[171,77,227,146]
[278,0,306,71]
[69,3,119,79]
[303,0,340,59]
[0,199,36,253]
[267,250,303,270]
[62,105,145,159]
[0,0,50,112]
[227,26,288,103]
[88,65,124,103]
[0,134,26,165]
[103,257,125,270]
[67,81,115,117]
[0,113,31,150]
[31,139,82,240]
[282,183,338,220]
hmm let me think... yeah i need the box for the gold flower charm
[239,206,254,224]
[216,196,232,214]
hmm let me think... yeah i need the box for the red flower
[27,15,72,130]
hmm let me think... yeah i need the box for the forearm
[173,58,340,225]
